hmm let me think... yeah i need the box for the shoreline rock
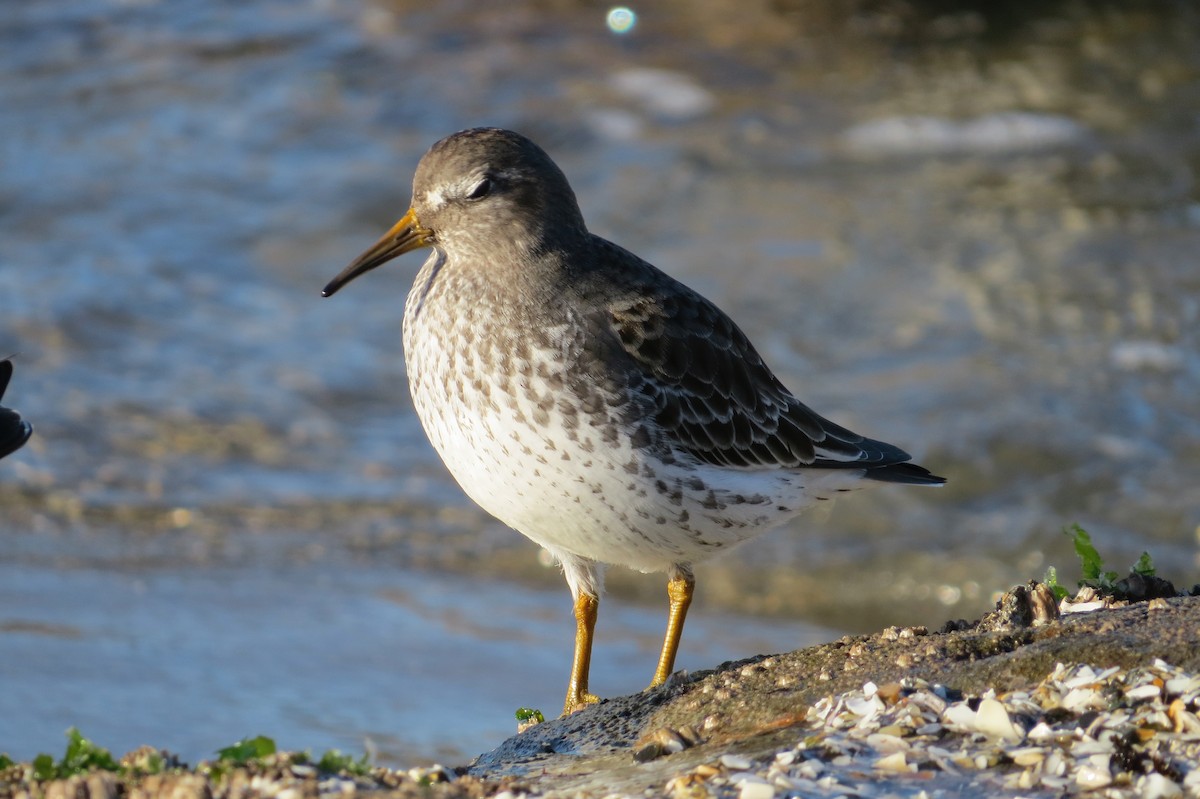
[469,585,1200,796]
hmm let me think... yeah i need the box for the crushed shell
[662,659,1200,798]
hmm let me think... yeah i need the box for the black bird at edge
[0,359,33,460]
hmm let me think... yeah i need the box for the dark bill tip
[321,208,431,297]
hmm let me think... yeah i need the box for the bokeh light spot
[606,7,636,35]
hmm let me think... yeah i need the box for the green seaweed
[215,735,277,766]
[21,728,120,781]
[1043,565,1069,602]
[1059,524,1156,593]
[316,749,372,776]
[60,727,120,775]
[31,753,57,782]
[1067,524,1118,586]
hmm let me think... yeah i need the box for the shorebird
[322,128,944,715]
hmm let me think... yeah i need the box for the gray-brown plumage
[323,127,944,715]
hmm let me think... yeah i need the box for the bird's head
[322,128,585,297]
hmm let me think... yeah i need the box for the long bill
[321,208,433,297]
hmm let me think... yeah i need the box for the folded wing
[607,281,942,485]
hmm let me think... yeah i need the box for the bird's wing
[605,280,912,471]
[0,360,32,460]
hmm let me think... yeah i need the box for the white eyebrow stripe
[424,167,521,210]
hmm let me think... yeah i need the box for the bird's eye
[466,177,493,200]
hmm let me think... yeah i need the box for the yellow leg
[563,592,601,715]
[649,572,695,687]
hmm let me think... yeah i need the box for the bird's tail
[863,461,946,486]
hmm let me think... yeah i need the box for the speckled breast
[400,252,817,571]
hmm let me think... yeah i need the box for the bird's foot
[645,669,681,691]
[561,691,601,716]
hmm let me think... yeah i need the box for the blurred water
[2,0,1199,765]
[0,529,829,766]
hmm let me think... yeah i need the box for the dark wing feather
[603,267,928,476]
[0,360,33,460]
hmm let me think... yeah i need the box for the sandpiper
[322,128,944,715]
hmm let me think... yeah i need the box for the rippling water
[2,0,1198,766]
